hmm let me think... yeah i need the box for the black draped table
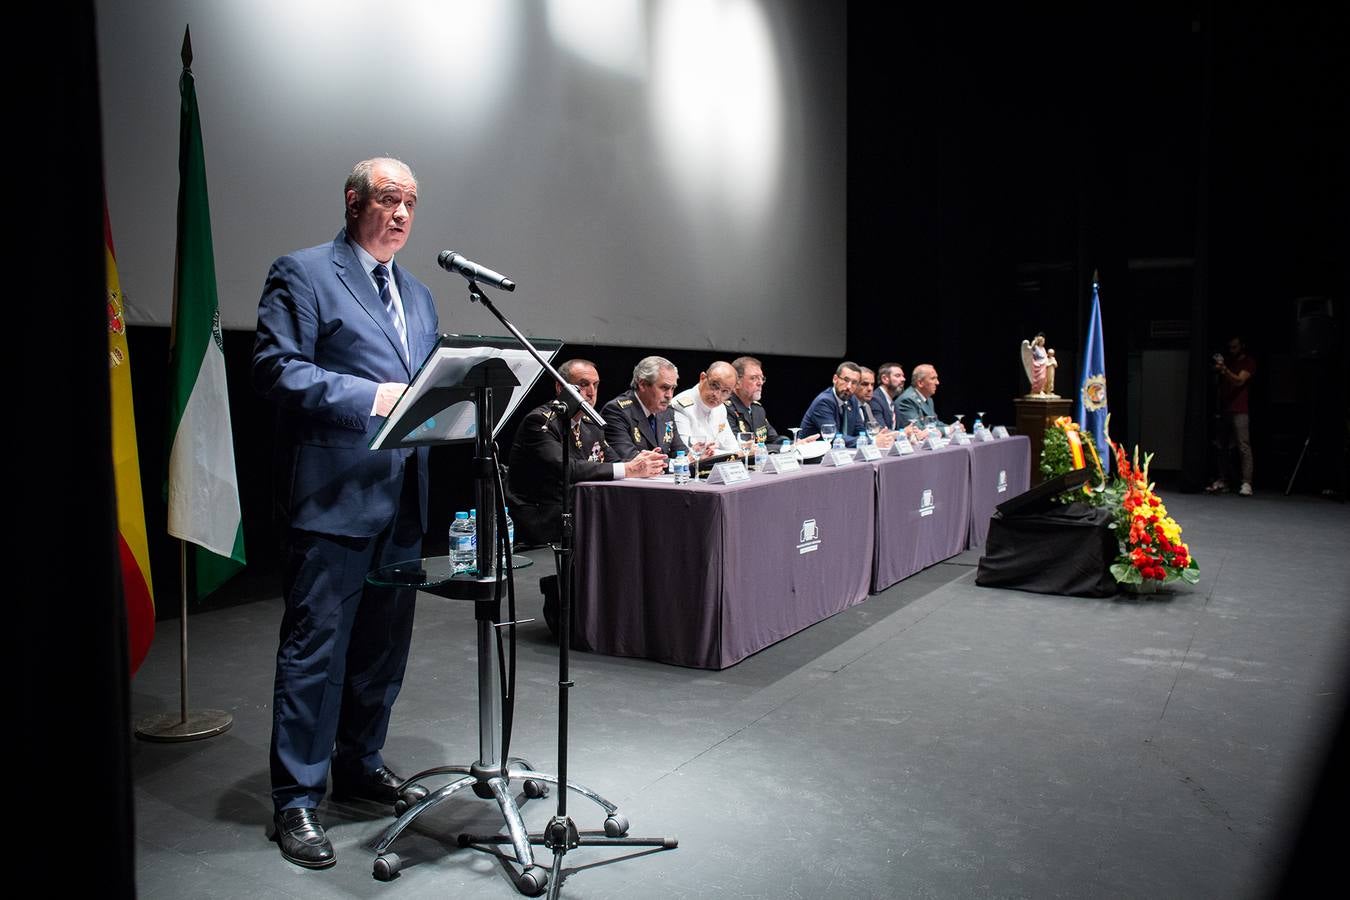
[870,444,973,592]
[572,462,876,669]
[963,435,1031,548]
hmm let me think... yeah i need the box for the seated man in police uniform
[508,358,666,635]
[799,361,867,447]
[727,356,819,449]
[672,360,741,454]
[602,355,689,461]
[508,359,667,547]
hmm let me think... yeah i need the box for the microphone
[437,250,516,292]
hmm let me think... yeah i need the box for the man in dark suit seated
[508,359,667,547]
[252,157,436,869]
[601,355,688,460]
[855,367,899,448]
[799,361,867,447]
[874,362,906,430]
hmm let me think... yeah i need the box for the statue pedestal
[1014,397,1073,484]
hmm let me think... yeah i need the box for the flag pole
[135,25,234,742]
[135,541,233,741]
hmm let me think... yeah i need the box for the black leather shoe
[331,765,428,805]
[272,807,335,869]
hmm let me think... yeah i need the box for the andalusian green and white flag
[166,28,245,599]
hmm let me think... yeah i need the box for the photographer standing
[1207,336,1257,496]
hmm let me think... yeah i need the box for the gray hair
[632,355,677,388]
[345,157,416,216]
[911,364,936,384]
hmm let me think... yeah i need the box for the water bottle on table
[672,450,690,484]
[449,511,475,573]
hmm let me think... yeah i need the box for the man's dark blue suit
[799,387,865,448]
[253,229,439,812]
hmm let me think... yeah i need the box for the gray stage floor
[131,492,1350,899]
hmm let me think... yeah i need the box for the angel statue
[1020,333,1059,397]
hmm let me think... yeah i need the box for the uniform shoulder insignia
[617,398,633,408]
[541,409,556,421]
[673,396,692,408]
[750,400,763,408]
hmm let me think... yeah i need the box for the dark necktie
[373,264,408,362]
[647,414,657,444]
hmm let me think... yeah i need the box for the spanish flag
[107,208,155,674]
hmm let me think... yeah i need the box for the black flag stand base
[135,541,233,743]
[134,709,231,742]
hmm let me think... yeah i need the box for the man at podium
[252,157,437,869]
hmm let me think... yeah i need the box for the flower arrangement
[1040,418,1199,591]
[1106,441,1199,588]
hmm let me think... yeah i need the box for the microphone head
[437,250,460,271]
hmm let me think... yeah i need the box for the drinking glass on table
[820,423,837,445]
[689,430,710,478]
[737,431,754,467]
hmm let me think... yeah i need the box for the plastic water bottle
[469,508,478,556]
[672,450,690,484]
[857,430,871,450]
[832,431,846,451]
[449,512,475,573]
[754,442,768,470]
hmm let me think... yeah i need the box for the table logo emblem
[997,469,1008,493]
[920,489,935,517]
[797,518,821,554]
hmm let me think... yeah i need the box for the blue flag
[1077,280,1110,475]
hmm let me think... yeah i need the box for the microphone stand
[460,282,676,898]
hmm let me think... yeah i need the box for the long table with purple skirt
[571,435,1029,669]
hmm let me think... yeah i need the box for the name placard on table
[706,460,751,484]
[890,439,916,456]
[856,443,883,461]
[821,449,855,467]
[991,425,1010,439]
[761,452,800,474]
